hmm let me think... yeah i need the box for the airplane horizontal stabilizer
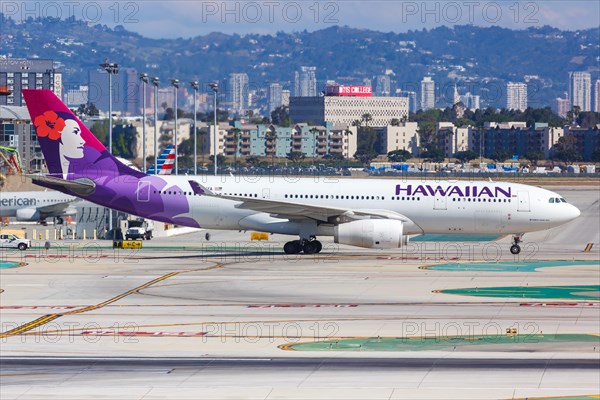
[25,174,96,196]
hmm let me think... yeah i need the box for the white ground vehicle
[125,219,154,240]
[0,233,31,251]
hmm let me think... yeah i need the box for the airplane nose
[569,205,581,220]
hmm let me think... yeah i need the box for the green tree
[309,127,319,161]
[353,117,378,157]
[287,151,305,163]
[164,107,175,121]
[420,147,445,163]
[77,102,99,117]
[354,150,378,166]
[454,150,479,164]
[265,129,278,166]
[90,119,108,143]
[245,155,260,166]
[271,105,291,126]
[553,136,582,163]
[576,112,600,128]
[111,124,137,159]
[523,150,544,165]
[387,149,411,162]
[490,149,513,163]
[229,127,241,171]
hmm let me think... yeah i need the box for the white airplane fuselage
[0,190,77,221]
[145,175,580,237]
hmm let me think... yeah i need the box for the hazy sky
[6,1,600,38]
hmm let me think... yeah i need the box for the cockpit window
[550,197,567,204]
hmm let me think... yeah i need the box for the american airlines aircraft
[0,190,76,224]
[147,145,176,175]
[22,89,580,255]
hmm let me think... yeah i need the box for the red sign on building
[325,85,372,97]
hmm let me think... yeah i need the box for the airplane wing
[191,182,411,223]
[37,201,75,216]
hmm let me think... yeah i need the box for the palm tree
[361,113,373,127]
[229,127,241,172]
[342,128,354,159]
[265,129,278,167]
[309,127,320,163]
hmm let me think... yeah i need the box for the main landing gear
[283,236,322,255]
[510,235,523,255]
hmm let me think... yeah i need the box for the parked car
[0,233,31,251]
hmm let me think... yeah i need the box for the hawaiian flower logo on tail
[34,110,86,178]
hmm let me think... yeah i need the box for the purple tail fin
[22,89,142,180]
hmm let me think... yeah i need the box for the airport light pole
[100,61,118,234]
[151,77,160,174]
[209,82,219,176]
[139,73,148,172]
[190,81,199,175]
[171,79,180,175]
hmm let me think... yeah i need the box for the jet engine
[16,208,40,221]
[334,219,404,249]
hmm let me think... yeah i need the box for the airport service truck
[125,218,154,240]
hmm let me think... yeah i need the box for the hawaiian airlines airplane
[22,89,580,255]
[0,142,174,225]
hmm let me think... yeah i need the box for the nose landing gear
[510,235,523,255]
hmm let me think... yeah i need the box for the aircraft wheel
[284,240,302,254]
[313,240,322,253]
[302,241,318,255]
[510,244,521,255]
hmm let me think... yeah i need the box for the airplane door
[433,194,447,210]
[137,181,150,202]
[517,191,530,212]
[262,188,270,199]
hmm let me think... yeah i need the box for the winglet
[189,180,213,196]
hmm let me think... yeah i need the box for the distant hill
[1,15,598,108]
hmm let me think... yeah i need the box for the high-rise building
[399,90,418,113]
[65,85,89,107]
[228,73,249,113]
[269,83,283,115]
[506,82,528,111]
[460,92,480,110]
[88,67,139,115]
[294,66,317,97]
[553,97,570,118]
[420,77,435,111]
[375,75,391,97]
[290,95,409,127]
[568,71,592,112]
[593,80,600,113]
[0,59,61,106]
[281,90,290,107]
